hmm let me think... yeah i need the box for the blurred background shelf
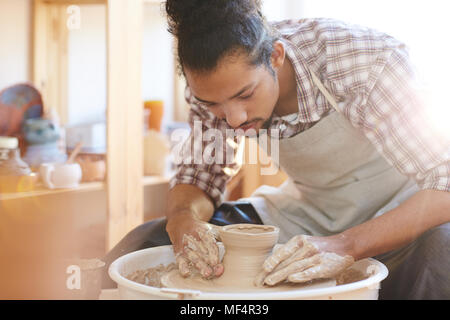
[0,175,170,201]
[0,181,104,201]
[0,174,170,263]
[142,175,170,186]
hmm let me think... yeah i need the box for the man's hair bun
[165,0,262,37]
[164,0,277,74]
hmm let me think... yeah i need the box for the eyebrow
[194,83,255,105]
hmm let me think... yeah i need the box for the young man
[103,0,450,299]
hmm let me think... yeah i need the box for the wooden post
[32,0,47,96]
[241,138,288,198]
[32,0,69,121]
[106,0,144,250]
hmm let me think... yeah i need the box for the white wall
[262,0,304,21]
[67,5,107,125]
[300,0,449,83]
[67,3,174,129]
[0,0,31,90]
[142,3,174,130]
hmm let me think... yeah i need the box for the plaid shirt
[170,18,450,208]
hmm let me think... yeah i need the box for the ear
[270,41,286,70]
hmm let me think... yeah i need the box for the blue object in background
[0,83,44,136]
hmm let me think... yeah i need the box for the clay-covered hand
[166,214,223,279]
[255,235,354,286]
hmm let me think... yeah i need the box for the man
[103,0,450,299]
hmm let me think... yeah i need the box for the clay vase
[77,158,106,182]
[215,224,279,288]
[143,130,170,176]
[0,148,31,176]
[161,224,280,292]
[0,148,35,192]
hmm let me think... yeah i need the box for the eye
[239,91,254,100]
[197,101,216,108]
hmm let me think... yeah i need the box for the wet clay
[336,268,369,285]
[161,224,337,293]
[128,224,365,293]
[126,263,177,288]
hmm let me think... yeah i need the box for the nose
[223,103,248,129]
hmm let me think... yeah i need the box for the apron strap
[309,70,341,113]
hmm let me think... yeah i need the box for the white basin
[108,244,388,300]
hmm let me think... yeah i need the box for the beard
[253,115,274,138]
[261,115,274,130]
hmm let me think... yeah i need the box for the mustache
[237,119,261,129]
[239,116,273,130]
[261,115,274,130]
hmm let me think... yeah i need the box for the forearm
[166,184,215,223]
[333,189,450,261]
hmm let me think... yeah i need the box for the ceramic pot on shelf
[39,162,82,189]
[0,136,36,192]
[144,100,164,132]
[76,156,106,182]
[22,118,67,170]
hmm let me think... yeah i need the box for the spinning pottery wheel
[109,224,389,299]
[161,224,336,293]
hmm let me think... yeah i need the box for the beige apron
[245,71,420,243]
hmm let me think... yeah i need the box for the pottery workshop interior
[0,0,449,301]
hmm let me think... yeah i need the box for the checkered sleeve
[169,88,244,208]
[353,49,450,192]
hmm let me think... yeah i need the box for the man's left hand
[255,235,354,286]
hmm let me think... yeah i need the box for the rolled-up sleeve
[169,88,244,208]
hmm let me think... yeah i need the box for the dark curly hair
[165,0,279,75]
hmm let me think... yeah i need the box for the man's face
[184,53,280,135]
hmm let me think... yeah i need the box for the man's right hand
[166,213,224,279]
